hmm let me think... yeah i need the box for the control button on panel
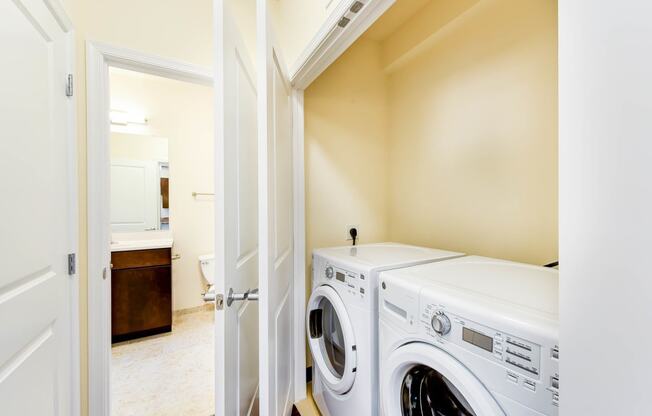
[506,348,532,362]
[506,357,539,376]
[506,337,532,351]
[507,372,519,384]
[552,393,559,406]
[524,379,536,392]
[551,376,559,390]
[359,287,365,294]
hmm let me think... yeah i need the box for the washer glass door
[402,364,475,415]
[307,285,357,394]
[383,343,504,416]
[319,296,346,376]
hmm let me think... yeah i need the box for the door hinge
[66,74,73,97]
[68,253,76,275]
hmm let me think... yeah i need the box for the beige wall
[306,0,558,276]
[386,0,558,264]
[59,0,214,414]
[305,37,391,278]
[110,69,214,312]
[111,133,169,161]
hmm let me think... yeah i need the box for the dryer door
[382,342,505,416]
[307,285,357,394]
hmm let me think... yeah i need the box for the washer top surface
[313,243,463,272]
[384,255,558,319]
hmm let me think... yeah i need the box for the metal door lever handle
[202,286,224,309]
[247,289,259,301]
[227,288,259,306]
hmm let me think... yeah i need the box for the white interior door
[257,1,295,414]
[214,1,260,415]
[0,1,75,415]
[110,159,159,232]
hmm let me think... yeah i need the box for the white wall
[559,1,652,413]
[109,68,214,313]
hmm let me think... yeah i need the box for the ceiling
[363,0,433,41]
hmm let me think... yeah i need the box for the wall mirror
[110,133,170,232]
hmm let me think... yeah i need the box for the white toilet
[199,253,214,290]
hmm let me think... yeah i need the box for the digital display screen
[336,271,346,282]
[463,327,493,352]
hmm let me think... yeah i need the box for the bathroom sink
[111,231,174,252]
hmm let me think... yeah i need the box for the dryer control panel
[312,254,370,303]
[326,265,367,298]
[420,302,559,413]
[422,304,542,378]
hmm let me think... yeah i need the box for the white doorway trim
[85,41,212,416]
[291,89,307,402]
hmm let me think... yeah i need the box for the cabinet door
[111,266,172,342]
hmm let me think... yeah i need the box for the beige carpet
[111,310,215,416]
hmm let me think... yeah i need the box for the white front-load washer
[378,256,559,416]
[307,243,464,416]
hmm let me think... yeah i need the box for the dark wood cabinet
[111,248,172,343]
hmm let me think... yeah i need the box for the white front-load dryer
[307,243,464,416]
[378,256,559,416]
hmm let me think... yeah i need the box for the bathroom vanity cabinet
[111,248,172,343]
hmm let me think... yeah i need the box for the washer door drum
[383,343,505,416]
[306,285,357,394]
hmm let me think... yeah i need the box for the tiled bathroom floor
[111,309,214,416]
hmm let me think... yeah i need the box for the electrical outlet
[346,224,359,241]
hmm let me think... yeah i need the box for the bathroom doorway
[85,48,217,415]
[107,66,215,415]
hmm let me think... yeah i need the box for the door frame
[85,41,212,416]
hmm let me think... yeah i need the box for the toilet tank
[198,254,214,284]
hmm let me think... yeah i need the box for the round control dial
[431,312,451,336]
[325,266,334,279]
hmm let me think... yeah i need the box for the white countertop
[111,231,174,252]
